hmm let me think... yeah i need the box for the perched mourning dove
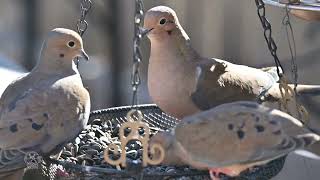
[0,28,90,180]
[144,6,320,120]
[150,101,320,179]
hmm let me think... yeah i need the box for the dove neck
[150,29,200,64]
[175,26,200,61]
[34,52,78,76]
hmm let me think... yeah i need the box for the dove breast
[0,72,90,154]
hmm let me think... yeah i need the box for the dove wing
[174,102,315,168]
[0,74,90,150]
[0,74,90,173]
[191,58,278,110]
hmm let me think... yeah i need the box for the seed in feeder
[86,149,99,156]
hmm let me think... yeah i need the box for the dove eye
[67,41,75,48]
[159,18,166,25]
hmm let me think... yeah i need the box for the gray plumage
[0,28,90,179]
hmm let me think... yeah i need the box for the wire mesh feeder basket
[36,104,287,180]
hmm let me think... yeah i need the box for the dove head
[37,28,89,72]
[144,6,188,41]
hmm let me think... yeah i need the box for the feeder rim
[49,159,209,178]
[91,104,159,114]
[264,0,320,11]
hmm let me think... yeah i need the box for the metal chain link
[131,0,144,108]
[255,0,284,77]
[255,0,309,123]
[75,0,92,68]
[282,6,298,91]
[282,6,309,122]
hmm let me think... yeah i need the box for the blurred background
[0,0,320,179]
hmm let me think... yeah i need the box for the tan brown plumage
[151,101,320,179]
[144,6,320,120]
[0,28,90,179]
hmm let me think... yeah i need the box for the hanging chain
[75,0,92,68]
[131,0,144,108]
[255,0,309,123]
[282,6,309,122]
[283,7,298,91]
[255,0,284,77]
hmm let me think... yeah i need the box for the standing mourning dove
[144,6,320,120]
[150,101,320,179]
[0,28,90,180]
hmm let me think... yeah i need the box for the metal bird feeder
[22,0,320,179]
[265,0,320,21]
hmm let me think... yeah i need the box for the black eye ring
[159,18,166,25]
[67,41,75,48]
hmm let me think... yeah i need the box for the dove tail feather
[252,134,319,165]
[296,133,320,148]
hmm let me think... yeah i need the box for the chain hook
[75,0,92,69]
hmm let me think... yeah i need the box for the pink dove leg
[209,168,235,180]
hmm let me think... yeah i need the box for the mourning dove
[0,28,90,180]
[144,6,320,120]
[150,101,320,179]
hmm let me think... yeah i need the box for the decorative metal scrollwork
[278,76,309,124]
[104,110,165,167]
[24,151,43,169]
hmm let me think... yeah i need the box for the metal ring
[264,0,320,11]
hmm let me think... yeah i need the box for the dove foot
[209,168,233,180]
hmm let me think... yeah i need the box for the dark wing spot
[60,122,64,127]
[228,124,234,130]
[255,125,265,133]
[43,113,49,119]
[9,124,18,133]
[255,116,260,122]
[26,118,33,122]
[273,130,282,135]
[167,31,172,35]
[32,123,44,131]
[237,130,245,140]
[269,120,278,125]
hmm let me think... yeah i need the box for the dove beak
[80,49,89,61]
[140,27,154,37]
